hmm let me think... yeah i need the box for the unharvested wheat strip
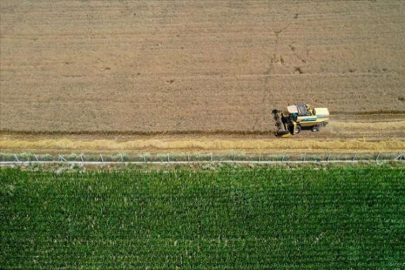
[0,139,404,153]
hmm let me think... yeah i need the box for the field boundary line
[1,159,404,167]
[1,152,404,167]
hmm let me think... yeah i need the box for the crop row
[1,167,405,268]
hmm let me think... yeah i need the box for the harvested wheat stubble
[1,0,405,133]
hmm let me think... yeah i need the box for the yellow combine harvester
[272,104,329,138]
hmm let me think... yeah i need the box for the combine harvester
[272,104,329,138]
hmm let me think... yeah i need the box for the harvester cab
[273,104,329,138]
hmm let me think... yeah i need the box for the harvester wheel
[311,125,319,132]
[295,125,301,134]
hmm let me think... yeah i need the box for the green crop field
[1,166,405,269]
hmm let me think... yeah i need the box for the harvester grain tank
[272,104,329,137]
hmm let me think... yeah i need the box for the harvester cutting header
[272,104,329,138]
